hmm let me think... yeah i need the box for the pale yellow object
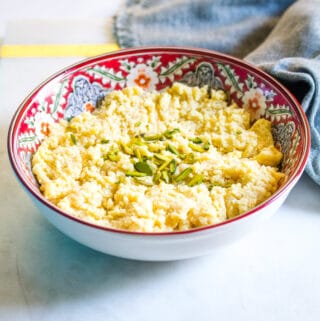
[0,43,119,58]
[32,83,285,232]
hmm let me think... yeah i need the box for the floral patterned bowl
[8,47,310,261]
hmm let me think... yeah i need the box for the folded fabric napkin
[114,0,320,186]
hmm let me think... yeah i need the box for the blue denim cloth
[114,0,320,186]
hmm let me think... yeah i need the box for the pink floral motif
[126,64,159,90]
[242,88,267,121]
[34,111,55,141]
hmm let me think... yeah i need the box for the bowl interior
[9,47,309,221]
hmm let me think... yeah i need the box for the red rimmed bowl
[8,47,310,261]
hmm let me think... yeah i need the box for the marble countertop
[1,3,320,321]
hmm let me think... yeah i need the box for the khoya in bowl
[8,47,310,261]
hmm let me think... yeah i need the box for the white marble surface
[1,2,320,321]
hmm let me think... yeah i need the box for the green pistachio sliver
[143,134,163,141]
[153,158,163,166]
[70,133,77,145]
[188,174,204,187]
[175,167,193,183]
[134,161,153,176]
[133,148,143,162]
[100,139,110,144]
[153,171,162,184]
[163,128,180,139]
[169,159,177,174]
[154,153,171,166]
[148,145,162,153]
[154,153,171,162]
[203,142,210,151]
[161,170,170,183]
[125,171,147,177]
[158,158,173,171]
[188,143,205,153]
[134,121,142,127]
[191,137,203,144]
[120,143,134,155]
[184,153,197,164]
[106,150,120,162]
[132,137,146,146]
[133,177,153,186]
[130,136,147,146]
[139,148,149,159]
[166,144,180,156]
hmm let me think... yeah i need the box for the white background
[0,0,122,39]
[1,1,320,321]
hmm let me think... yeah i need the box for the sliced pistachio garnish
[134,121,142,127]
[140,148,150,159]
[133,148,143,162]
[148,144,162,153]
[163,128,180,139]
[184,153,197,164]
[203,141,210,151]
[125,171,147,177]
[153,171,162,184]
[158,158,173,171]
[134,161,153,176]
[143,134,163,141]
[105,129,212,187]
[174,167,193,183]
[108,151,120,162]
[188,143,205,153]
[105,150,120,162]
[133,177,153,186]
[120,143,134,155]
[132,137,146,146]
[191,137,203,144]
[169,159,177,174]
[70,133,77,145]
[166,144,180,156]
[153,157,163,166]
[188,141,210,152]
[161,170,170,183]
[188,174,204,187]
[154,153,171,162]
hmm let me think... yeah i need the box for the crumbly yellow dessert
[32,83,285,232]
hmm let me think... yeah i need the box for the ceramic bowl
[8,47,310,261]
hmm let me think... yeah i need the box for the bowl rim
[7,45,311,236]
